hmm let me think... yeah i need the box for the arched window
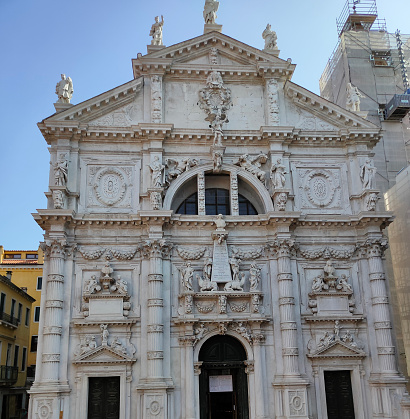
[176,189,257,215]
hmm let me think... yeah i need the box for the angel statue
[203,0,219,24]
[55,74,74,104]
[262,24,277,50]
[150,15,164,46]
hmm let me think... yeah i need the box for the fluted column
[275,239,299,376]
[179,336,195,419]
[366,239,398,374]
[252,333,267,419]
[41,239,66,382]
[143,240,171,379]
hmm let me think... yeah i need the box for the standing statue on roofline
[55,74,73,104]
[203,0,219,24]
[150,15,164,46]
[262,24,278,51]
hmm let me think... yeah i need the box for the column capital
[357,237,388,258]
[266,239,296,258]
[142,239,173,259]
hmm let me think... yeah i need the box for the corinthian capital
[142,239,173,259]
[40,239,69,258]
[357,237,388,258]
[266,239,296,258]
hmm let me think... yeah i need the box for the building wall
[0,248,43,371]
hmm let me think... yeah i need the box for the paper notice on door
[209,375,233,392]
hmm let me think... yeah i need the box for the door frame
[194,332,253,419]
[313,364,366,419]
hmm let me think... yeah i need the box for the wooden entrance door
[324,370,355,419]
[88,376,120,419]
[199,335,249,419]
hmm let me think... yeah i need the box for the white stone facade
[29,30,410,419]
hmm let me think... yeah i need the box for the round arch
[163,163,274,213]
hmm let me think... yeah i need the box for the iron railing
[0,366,19,385]
[0,311,19,327]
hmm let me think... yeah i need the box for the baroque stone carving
[36,399,53,419]
[90,166,130,207]
[298,246,356,260]
[78,247,106,260]
[346,82,364,112]
[151,75,162,123]
[267,79,280,125]
[203,0,219,24]
[303,169,338,207]
[289,391,306,417]
[234,153,268,184]
[196,302,216,313]
[270,158,287,189]
[52,190,64,209]
[365,192,378,211]
[230,245,264,260]
[198,171,206,214]
[249,263,261,291]
[149,16,164,46]
[165,157,199,185]
[209,47,218,65]
[360,159,376,190]
[179,262,194,292]
[213,149,223,173]
[176,246,207,260]
[55,74,73,104]
[274,192,288,211]
[53,153,68,186]
[198,70,232,146]
[149,156,165,188]
[149,190,162,210]
[229,302,249,312]
[262,24,278,51]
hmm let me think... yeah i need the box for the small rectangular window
[25,308,30,326]
[17,303,22,322]
[36,277,43,290]
[34,306,40,322]
[22,347,27,371]
[0,293,5,313]
[10,299,16,318]
[26,254,38,259]
[14,345,19,368]
[30,336,38,352]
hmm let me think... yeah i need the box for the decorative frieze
[176,246,207,260]
[234,153,268,185]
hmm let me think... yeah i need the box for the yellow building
[0,247,43,382]
[0,273,35,418]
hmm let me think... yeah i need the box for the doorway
[88,376,120,419]
[324,370,355,419]
[199,335,249,419]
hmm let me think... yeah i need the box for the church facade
[29,16,410,419]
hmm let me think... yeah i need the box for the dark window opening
[176,192,198,215]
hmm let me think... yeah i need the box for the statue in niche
[149,156,165,188]
[360,159,376,189]
[55,74,73,104]
[262,24,277,50]
[209,113,226,146]
[203,0,219,24]
[249,263,261,291]
[229,256,241,282]
[53,154,68,186]
[149,15,164,46]
[197,258,217,291]
[234,153,268,184]
[346,83,364,112]
[101,324,109,345]
[270,158,287,189]
[179,262,194,292]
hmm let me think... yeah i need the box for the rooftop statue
[150,15,164,46]
[262,24,277,50]
[55,74,73,104]
[203,0,219,24]
[346,82,364,112]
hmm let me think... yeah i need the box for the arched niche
[163,163,274,214]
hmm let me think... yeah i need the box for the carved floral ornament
[92,167,128,207]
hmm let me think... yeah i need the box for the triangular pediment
[73,345,135,364]
[132,31,295,79]
[42,78,143,124]
[308,340,366,359]
[285,81,379,130]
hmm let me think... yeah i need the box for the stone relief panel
[80,159,140,213]
[298,261,360,317]
[291,162,351,214]
[88,103,141,127]
[286,102,338,131]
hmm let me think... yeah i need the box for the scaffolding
[336,0,386,36]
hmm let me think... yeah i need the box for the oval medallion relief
[93,167,127,206]
[304,169,336,207]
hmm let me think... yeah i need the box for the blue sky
[0,0,408,250]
